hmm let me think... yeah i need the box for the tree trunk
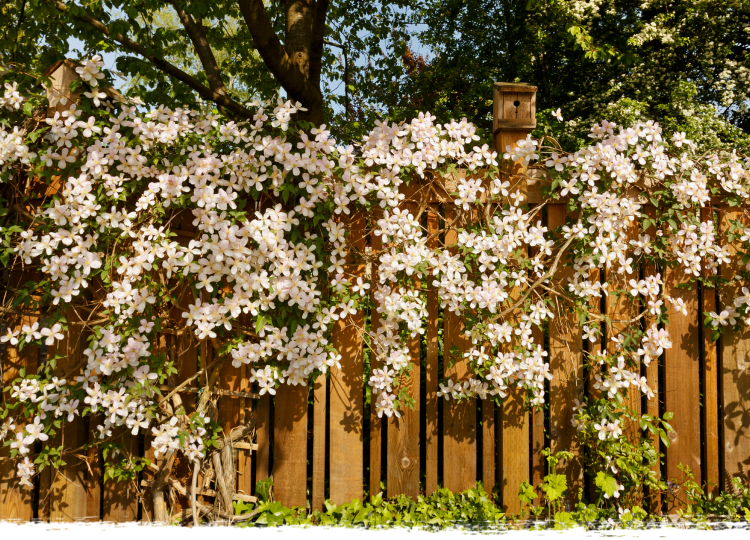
[285,0,325,126]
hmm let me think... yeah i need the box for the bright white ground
[0,521,748,539]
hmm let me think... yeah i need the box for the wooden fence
[1,74,749,522]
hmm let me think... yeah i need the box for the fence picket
[425,206,440,496]
[642,205,662,512]
[663,267,702,500]
[329,208,366,504]
[368,225,383,499]
[700,207,721,496]
[273,384,308,507]
[0,300,38,521]
[442,204,477,493]
[387,202,421,499]
[46,306,90,521]
[548,204,584,501]
[255,394,271,482]
[102,435,138,522]
[312,373,326,510]
[719,208,750,488]
[606,221,642,441]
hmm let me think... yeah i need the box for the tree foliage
[389,0,750,149]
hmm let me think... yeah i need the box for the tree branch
[236,0,320,107]
[309,0,329,88]
[167,1,227,97]
[49,0,253,119]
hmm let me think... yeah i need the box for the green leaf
[255,476,274,503]
[595,472,617,497]
[255,315,266,334]
[518,481,536,504]
[542,474,567,502]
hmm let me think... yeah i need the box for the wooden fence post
[493,82,537,513]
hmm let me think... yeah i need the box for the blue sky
[66,10,432,109]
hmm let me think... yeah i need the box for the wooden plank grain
[642,205,662,513]
[329,208,366,504]
[483,399,496,496]
[387,201,421,499]
[442,205,477,494]
[494,123,533,514]
[102,434,138,522]
[47,306,91,522]
[700,206,720,496]
[663,264,702,500]
[500,388,529,513]
[425,207,440,496]
[236,362,253,499]
[369,225,383,498]
[387,331,420,499]
[719,208,750,488]
[548,204,584,503]
[529,241,545,506]
[255,394,271,482]
[0,308,38,522]
[273,383,308,507]
[311,374,326,510]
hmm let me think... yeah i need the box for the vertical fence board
[483,400,496,495]
[85,417,102,522]
[255,394,271,482]
[719,208,750,487]
[387,202,421,498]
[273,384,308,507]
[531,324,545,506]
[369,225,383,498]
[0,307,37,522]
[548,204,584,500]
[499,294,530,512]
[425,206,440,496]
[329,209,366,504]
[663,266,702,497]
[102,434,138,522]
[312,374,326,510]
[236,364,254,499]
[442,205,477,493]
[700,206,720,495]
[218,353,241,511]
[607,221,642,441]
[47,307,90,522]
[642,205,661,512]
[387,333,420,498]
[501,391,528,513]
[167,295,200,518]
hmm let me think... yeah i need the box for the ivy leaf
[255,476,274,503]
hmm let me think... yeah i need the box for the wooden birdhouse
[493,82,537,131]
[492,82,543,201]
[492,82,537,151]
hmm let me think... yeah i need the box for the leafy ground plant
[227,475,750,530]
